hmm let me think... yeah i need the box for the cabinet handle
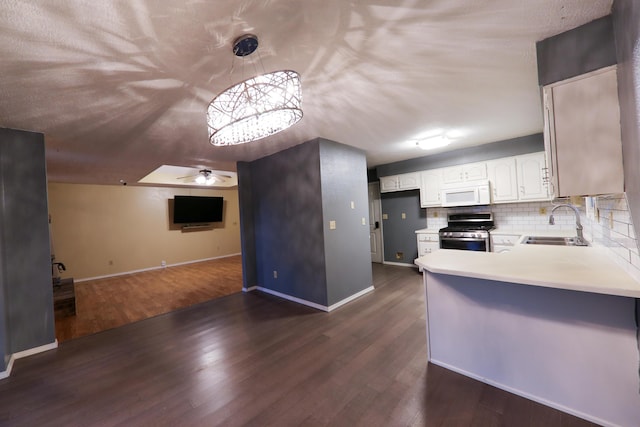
[520,186,524,195]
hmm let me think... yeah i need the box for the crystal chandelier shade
[207,69,303,146]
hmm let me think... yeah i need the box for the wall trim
[256,287,329,311]
[75,253,241,283]
[327,286,375,311]
[429,360,613,427]
[242,286,257,292]
[1,340,58,380]
[383,261,419,268]
[254,285,375,312]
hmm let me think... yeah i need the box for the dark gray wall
[236,161,257,291]
[0,128,54,369]
[238,138,372,307]
[613,1,640,257]
[244,139,327,305]
[376,133,543,177]
[319,141,372,305]
[536,15,616,86]
[381,190,426,264]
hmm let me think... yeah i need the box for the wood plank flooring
[55,255,243,342]
[2,263,599,426]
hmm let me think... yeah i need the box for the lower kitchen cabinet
[491,233,521,253]
[417,231,440,256]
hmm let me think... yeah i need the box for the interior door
[368,182,383,263]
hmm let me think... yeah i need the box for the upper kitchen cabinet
[486,152,549,203]
[486,157,518,202]
[420,169,442,207]
[380,172,420,193]
[441,162,487,187]
[516,152,549,200]
[543,66,623,197]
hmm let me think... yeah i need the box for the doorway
[368,182,383,263]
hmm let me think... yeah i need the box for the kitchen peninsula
[415,243,640,427]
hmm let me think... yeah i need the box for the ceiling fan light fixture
[206,35,303,146]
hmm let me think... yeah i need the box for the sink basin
[522,236,589,246]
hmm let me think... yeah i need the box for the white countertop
[415,243,640,298]
[415,228,440,234]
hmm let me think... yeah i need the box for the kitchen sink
[522,236,589,246]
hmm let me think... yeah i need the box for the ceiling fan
[177,169,233,186]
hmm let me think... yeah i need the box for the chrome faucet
[549,203,586,245]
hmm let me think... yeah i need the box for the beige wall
[48,183,241,280]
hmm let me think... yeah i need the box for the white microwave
[441,181,491,207]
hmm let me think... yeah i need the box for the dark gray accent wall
[612,0,640,255]
[319,141,372,305]
[381,190,426,264]
[536,15,616,86]
[376,133,543,177]
[236,161,257,290]
[0,128,54,370]
[238,138,371,307]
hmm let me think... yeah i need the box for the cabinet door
[379,176,399,192]
[398,172,420,190]
[420,170,441,207]
[463,162,488,182]
[487,157,518,202]
[545,66,623,196]
[441,166,464,185]
[517,152,549,200]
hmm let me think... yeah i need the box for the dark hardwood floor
[2,263,598,426]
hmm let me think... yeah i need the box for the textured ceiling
[0,0,613,186]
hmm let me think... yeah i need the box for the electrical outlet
[433,211,438,218]
[161,260,166,268]
[539,207,547,215]
[382,213,388,220]
[401,212,406,219]
[350,201,355,209]
[329,220,337,230]
[273,270,278,279]
[361,217,366,225]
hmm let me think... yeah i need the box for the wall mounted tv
[173,195,223,224]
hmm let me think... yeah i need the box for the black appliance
[439,212,495,252]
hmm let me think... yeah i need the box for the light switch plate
[329,220,336,230]
[350,201,355,209]
[361,217,366,225]
[382,213,388,220]
[401,213,406,219]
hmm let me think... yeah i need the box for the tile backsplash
[425,194,640,281]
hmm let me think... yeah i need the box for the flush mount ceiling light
[413,129,462,150]
[206,34,303,146]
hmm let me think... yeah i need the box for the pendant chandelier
[206,35,303,146]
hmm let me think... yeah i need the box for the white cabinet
[543,66,623,197]
[486,157,518,203]
[490,233,521,253]
[487,153,549,203]
[380,172,420,193]
[416,231,439,256]
[441,162,487,186]
[420,169,442,207]
[516,152,549,200]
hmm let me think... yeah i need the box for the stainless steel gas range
[438,212,495,252]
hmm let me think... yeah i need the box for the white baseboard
[383,261,419,268]
[242,286,258,293]
[255,285,374,312]
[429,359,614,427]
[76,253,242,283]
[1,340,58,380]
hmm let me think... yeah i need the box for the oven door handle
[439,237,487,242]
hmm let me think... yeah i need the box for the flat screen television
[173,195,223,224]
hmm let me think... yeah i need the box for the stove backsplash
[425,194,640,281]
